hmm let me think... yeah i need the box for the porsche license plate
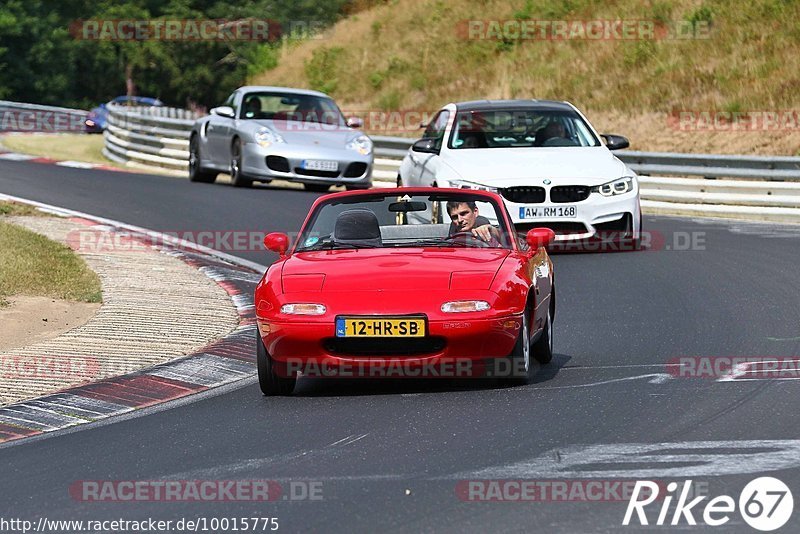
[336,317,426,338]
[519,205,577,219]
[302,159,338,172]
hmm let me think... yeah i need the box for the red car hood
[281,248,510,292]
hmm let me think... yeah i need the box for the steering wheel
[444,231,494,248]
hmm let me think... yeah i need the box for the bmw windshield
[448,108,601,149]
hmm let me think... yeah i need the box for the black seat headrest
[333,209,382,247]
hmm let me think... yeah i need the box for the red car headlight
[280,303,326,315]
[441,300,490,313]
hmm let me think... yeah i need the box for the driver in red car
[446,201,500,243]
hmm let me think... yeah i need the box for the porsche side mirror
[264,232,289,256]
[211,106,235,119]
[411,138,439,154]
[526,228,555,250]
[346,116,364,128]
[601,133,630,150]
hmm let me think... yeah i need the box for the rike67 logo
[623,477,793,531]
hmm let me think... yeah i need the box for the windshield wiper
[298,240,379,251]
[406,238,471,248]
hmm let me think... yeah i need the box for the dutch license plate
[302,159,338,171]
[336,317,426,338]
[519,205,577,219]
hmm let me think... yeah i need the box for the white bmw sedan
[398,100,641,243]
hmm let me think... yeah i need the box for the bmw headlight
[448,179,498,193]
[591,176,636,196]
[255,128,285,148]
[346,135,372,155]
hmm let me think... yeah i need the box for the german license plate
[302,159,338,171]
[335,317,426,338]
[519,205,577,219]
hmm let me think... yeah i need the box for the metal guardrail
[103,104,200,171]
[102,109,800,222]
[371,135,800,181]
[0,100,87,133]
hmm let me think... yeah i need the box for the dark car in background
[85,96,164,133]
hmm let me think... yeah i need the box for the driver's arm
[470,216,500,242]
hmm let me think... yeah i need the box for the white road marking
[0,153,36,161]
[55,161,97,169]
[536,373,672,389]
[459,440,800,479]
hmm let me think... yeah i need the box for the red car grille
[323,337,446,356]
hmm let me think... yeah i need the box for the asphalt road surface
[1,160,799,533]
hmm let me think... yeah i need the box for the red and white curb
[0,148,125,172]
[0,195,266,445]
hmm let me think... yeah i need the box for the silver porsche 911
[189,86,373,191]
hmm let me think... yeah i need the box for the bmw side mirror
[211,106,235,119]
[411,138,439,154]
[526,228,555,250]
[601,134,630,150]
[264,232,289,256]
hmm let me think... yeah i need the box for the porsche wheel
[532,306,553,364]
[505,309,532,385]
[188,135,217,183]
[257,333,296,396]
[230,139,253,188]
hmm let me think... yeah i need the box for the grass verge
[1,133,109,165]
[0,203,102,307]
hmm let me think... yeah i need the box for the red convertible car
[255,188,556,395]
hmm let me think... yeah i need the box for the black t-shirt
[449,215,491,236]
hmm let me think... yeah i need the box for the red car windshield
[295,192,514,251]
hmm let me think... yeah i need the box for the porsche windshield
[240,92,346,125]
[295,192,513,251]
[448,108,601,149]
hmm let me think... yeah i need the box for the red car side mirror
[264,232,289,256]
[526,228,555,250]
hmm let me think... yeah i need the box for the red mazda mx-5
[255,188,556,395]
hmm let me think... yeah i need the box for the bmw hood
[441,146,632,187]
[281,249,509,292]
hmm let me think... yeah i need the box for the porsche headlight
[346,134,372,155]
[280,303,326,315]
[591,176,635,196]
[448,180,498,193]
[255,128,285,148]
[441,300,491,313]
